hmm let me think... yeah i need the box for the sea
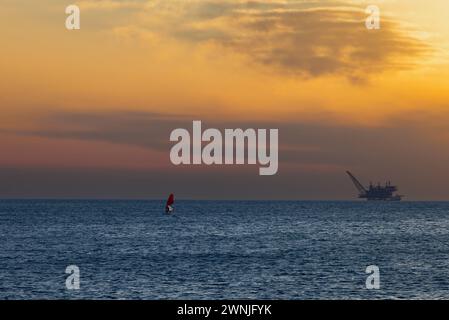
[1,200,449,300]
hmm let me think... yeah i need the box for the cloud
[3,109,449,199]
[8,111,190,151]
[130,0,431,80]
[6,109,449,167]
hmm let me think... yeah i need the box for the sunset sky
[1,0,449,199]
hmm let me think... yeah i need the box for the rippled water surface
[1,200,449,299]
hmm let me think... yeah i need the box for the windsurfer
[165,193,175,214]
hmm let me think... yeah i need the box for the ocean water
[1,200,449,300]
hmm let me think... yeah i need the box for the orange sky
[1,1,449,199]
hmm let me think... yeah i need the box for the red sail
[166,193,174,207]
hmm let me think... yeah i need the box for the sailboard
[165,193,174,214]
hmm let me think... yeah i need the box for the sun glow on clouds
[1,1,449,198]
[1,1,445,121]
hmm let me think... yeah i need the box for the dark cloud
[6,110,449,168]
[167,2,430,79]
[11,111,190,151]
[3,109,449,199]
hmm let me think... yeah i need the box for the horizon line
[0,197,447,202]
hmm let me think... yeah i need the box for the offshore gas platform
[346,171,403,201]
